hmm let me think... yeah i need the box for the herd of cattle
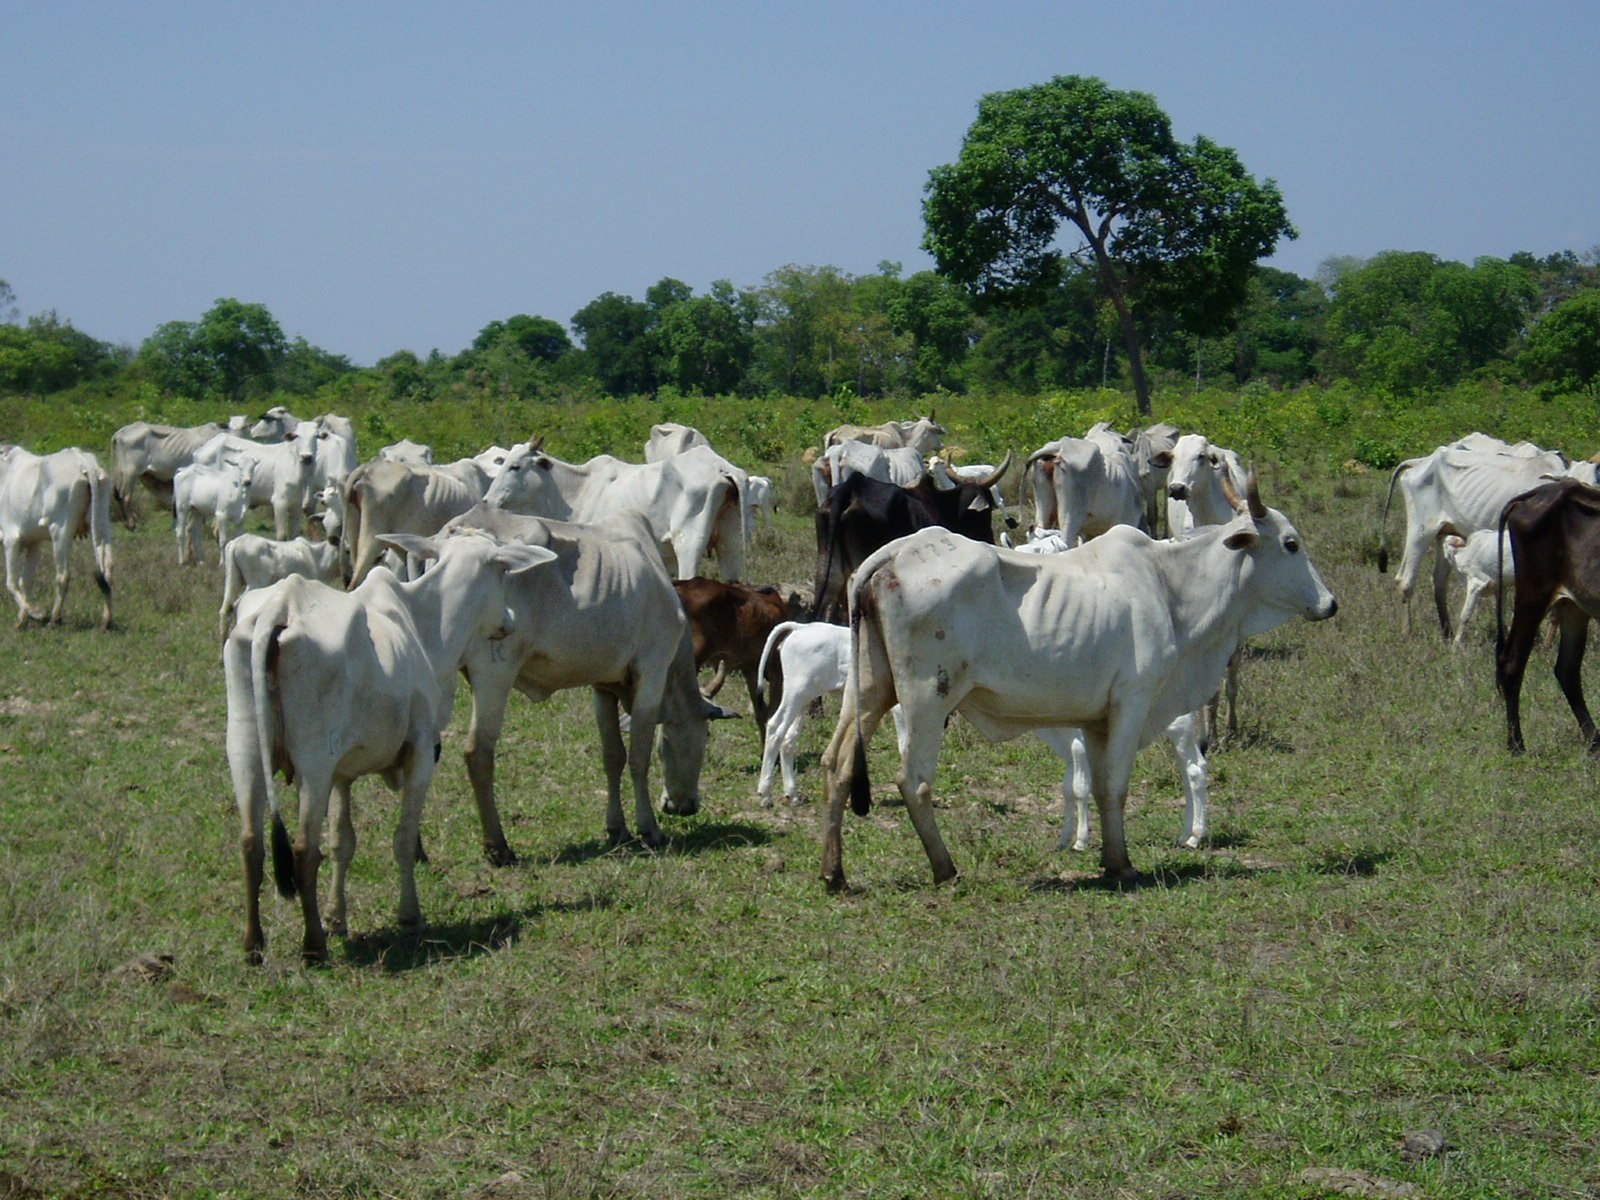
[4,409,1600,963]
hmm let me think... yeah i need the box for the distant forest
[3,247,1598,413]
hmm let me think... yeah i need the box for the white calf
[1440,528,1514,647]
[745,475,776,534]
[174,460,253,566]
[219,533,344,635]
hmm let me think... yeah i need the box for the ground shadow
[553,818,771,866]
[1028,855,1273,894]
[1307,847,1393,877]
[341,894,613,972]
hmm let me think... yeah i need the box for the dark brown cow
[674,578,802,748]
[1495,477,1600,752]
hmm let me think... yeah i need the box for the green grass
[1,464,1598,1199]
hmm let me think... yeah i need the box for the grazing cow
[437,505,715,862]
[811,454,1013,624]
[745,475,776,533]
[1377,433,1576,638]
[341,450,505,586]
[753,620,1208,851]
[193,421,321,540]
[1440,528,1514,647]
[379,439,434,466]
[173,459,254,566]
[219,533,344,636]
[818,471,1335,890]
[108,420,224,525]
[226,528,556,964]
[1025,427,1145,544]
[811,442,927,506]
[1165,434,1248,535]
[1495,478,1600,753]
[823,416,945,457]
[484,441,747,582]
[0,445,115,630]
[673,577,797,748]
[644,422,713,462]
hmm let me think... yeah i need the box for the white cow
[193,421,321,540]
[248,405,307,442]
[644,422,713,463]
[1439,528,1515,647]
[306,426,358,518]
[1165,434,1248,536]
[0,445,115,630]
[378,439,434,466]
[818,472,1335,890]
[108,420,224,525]
[1025,427,1146,544]
[173,459,254,566]
[811,442,927,506]
[219,533,344,636]
[226,528,555,964]
[484,441,746,581]
[341,450,507,587]
[1377,433,1575,637]
[754,619,1209,850]
[822,416,945,456]
[745,474,776,534]
[440,505,715,861]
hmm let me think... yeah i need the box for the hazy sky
[5,1,1596,366]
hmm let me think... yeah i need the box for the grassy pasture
[1,459,1598,1199]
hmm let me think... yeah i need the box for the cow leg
[324,781,356,938]
[8,540,48,628]
[1431,545,1455,640]
[1392,521,1437,636]
[894,707,958,885]
[592,689,633,845]
[625,699,668,849]
[1167,713,1209,849]
[819,693,890,891]
[1223,648,1241,741]
[1498,588,1550,753]
[392,743,434,932]
[744,666,770,751]
[1082,725,1141,884]
[758,698,803,807]
[1550,602,1598,750]
[292,776,332,964]
[1455,580,1486,647]
[702,659,728,698]
[225,636,270,963]
[1064,732,1092,852]
[462,675,518,866]
[47,537,70,627]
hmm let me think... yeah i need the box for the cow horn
[1245,464,1266,519]
[975,449,1015,488]
[1219,471,1247,516]
[527,435,545,453]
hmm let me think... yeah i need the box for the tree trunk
[1083,227,1153,416]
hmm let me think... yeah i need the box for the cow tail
[1494,497,1514,691]
[251,616,297,899]
[341,472,363,587]
[221,538,242,637]
[757,621,799,692]
[847,575,877,817]
[1376,460,1411,574]
[82,457,115,605]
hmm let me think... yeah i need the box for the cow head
[482,440,557,513]
[1217,469,1337,629]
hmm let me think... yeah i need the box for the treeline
[2,247,1598,413]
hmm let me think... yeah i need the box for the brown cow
[674,578,801,748]
[1495,477,1600,753]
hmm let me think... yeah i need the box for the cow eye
[1284,536,1299,554]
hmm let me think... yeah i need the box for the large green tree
[137,297,287,401]
[1521,290,1600,394]
[922,74,1294,415]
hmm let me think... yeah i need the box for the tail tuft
[1377,548,1388,574]
[271,813,297,898]
[850,738,872,816]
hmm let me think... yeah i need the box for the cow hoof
[823,869,848,894]
[606,827,630,848]
[484,843,519,868]
[325,916,348,937]
[1103,867,1143,889]
[640,828,668,851]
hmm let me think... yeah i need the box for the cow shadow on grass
[552,818,771,867]
[1028,854,1273,894]
[341,893,614,972]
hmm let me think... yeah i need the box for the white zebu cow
[822,416,945,456]
[818,473,1335,889]
[1439,528,1515,647]
[644,422,713,463]
[810,441,927,506]
[219,533,344,636]
[439,505,714,861]
[248,405,308,442]
[1165,433,1248,536]
[305,426,358,520]
[1377,433,1575,637]
[341,449,507,587]
[226,528,555,964]
[193,421,321,540]
[378,439,434,466]
[745,475,776,534]
[1133,422,1181,533]
[754,617,1209,851]
[108,420,224,525]
[484,441,747,581]
[0,445,114,629]
[173,459,254,566]
[1025,426,1146,544]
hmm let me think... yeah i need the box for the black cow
[1495,477,1600,752]
[811,452,1013,623]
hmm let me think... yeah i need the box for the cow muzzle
[1167,483,1189,501]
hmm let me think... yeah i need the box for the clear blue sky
[5,1,1596,366]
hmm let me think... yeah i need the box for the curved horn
[975,449,1015,488]
[1219,471,1248,516]
[1245,463,1266,519]
[527,434,546,453]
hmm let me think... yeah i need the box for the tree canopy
[922,74,1294,414]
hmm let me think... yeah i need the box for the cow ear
[1222,524,1259,552]
[1150,451,1173,469]
[966,492,991,513]
[497,544,557,574]
[379,533,440,561]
